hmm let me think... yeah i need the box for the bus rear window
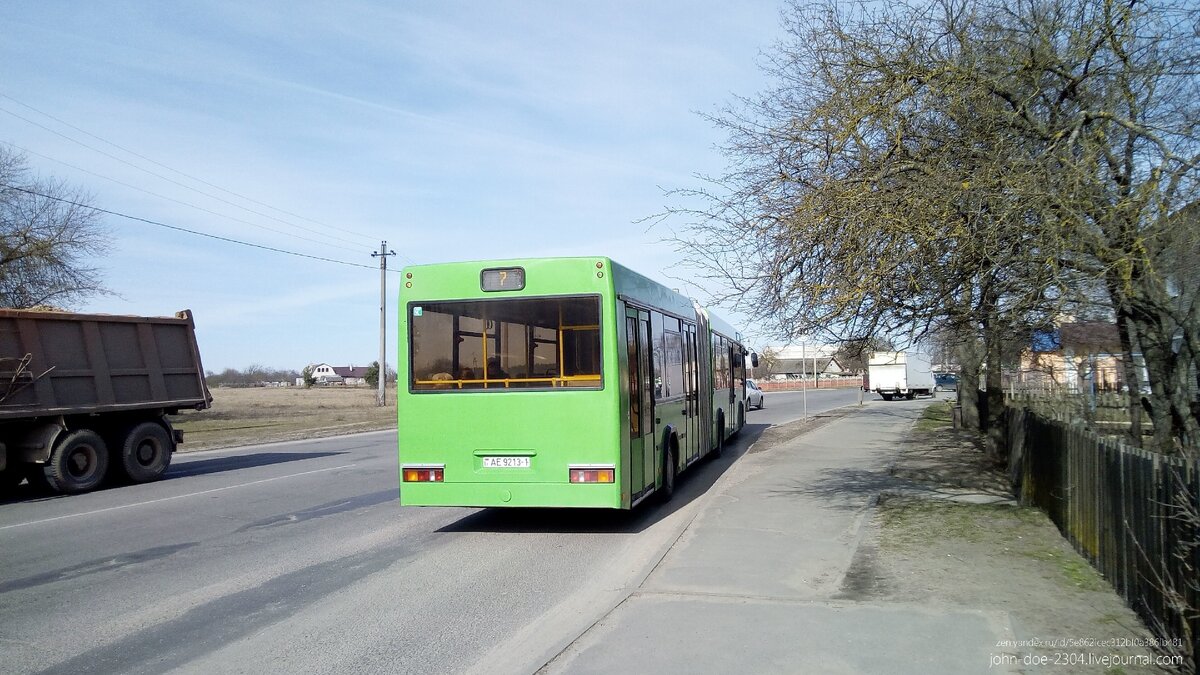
[410,296,602,391]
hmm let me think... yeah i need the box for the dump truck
[0,309,211,495]
[867,351,935,401]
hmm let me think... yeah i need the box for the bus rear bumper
[400,481,625,509]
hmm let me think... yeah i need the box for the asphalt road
[0,387,863,674]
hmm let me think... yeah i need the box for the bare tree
[0,147,109,309]
[968,0,1200,453]
[663,0,1200,455]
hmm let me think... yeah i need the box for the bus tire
[43,429,109,494]
[120,421,174,483]
[660,439,677,502]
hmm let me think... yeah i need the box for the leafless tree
[662,0,1200,455]
[0,147,109,309]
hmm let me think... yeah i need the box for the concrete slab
[543,592,1016,675]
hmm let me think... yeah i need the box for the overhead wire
[0,101,378,250]
[1,183,397,273]
[4,141,365,255]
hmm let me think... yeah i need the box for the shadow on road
[438,423,772,535]
[166,451,348,478]
[0,451,350,505]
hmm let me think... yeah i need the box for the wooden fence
[755,377,864,392]
[1007,407,1199,667]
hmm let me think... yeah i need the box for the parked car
[934,373,959,392]
[746,379,765,409]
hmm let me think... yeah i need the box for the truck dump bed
[0,309,212,419]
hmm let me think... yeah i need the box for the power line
[0,101,377,249]
[4,141,365,255]
[2,183,392,272]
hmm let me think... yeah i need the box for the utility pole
[372,241,396,407]
[801,343,808,421]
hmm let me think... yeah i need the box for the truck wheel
[120,422,174,483]
[44,429,109,494]
[906,392,916,400]
[881,394,894,401]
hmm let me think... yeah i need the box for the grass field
[170,386,398,452]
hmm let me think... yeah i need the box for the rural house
[332,366,370,386]
[770,356,845,380]
[1016,322,1134,393]
[308,363,342,385]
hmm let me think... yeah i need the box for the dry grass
[169,386,398,452]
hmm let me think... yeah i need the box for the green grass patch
[880,498,1044,549]
[914,402,954,431]
[1021,548,1108,591]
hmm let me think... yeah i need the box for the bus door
[684,324,700,464]
[728,344,738,432]
[626,309,655,500]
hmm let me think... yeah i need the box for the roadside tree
[0,147,109,309]
[665,0,1200,455]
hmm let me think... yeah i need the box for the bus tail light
[403,466,444,482]
[569,466,615,484]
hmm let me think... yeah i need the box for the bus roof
[401,256,743,344]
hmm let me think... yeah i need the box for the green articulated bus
[397,256,755,509]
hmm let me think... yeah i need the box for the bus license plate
[482,457,530,468]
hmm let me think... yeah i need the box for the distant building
[332,365,370,386]
[309,363,343,385]
[770,356,845,380]
[306,363,372,386]
[1016,322,1135,393]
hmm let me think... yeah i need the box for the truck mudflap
[10,420,66,464]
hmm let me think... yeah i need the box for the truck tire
[120,422,174,483]
[881,393,894,401]
[43,429,109,494]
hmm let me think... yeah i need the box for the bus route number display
[481,267,526,292]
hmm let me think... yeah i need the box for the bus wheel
[120,422,173,483]
[44,429,109,494]
[660,441,677,502]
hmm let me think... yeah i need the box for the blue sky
[2,1,783,372]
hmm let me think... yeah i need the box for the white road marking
[0,463,359,531]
